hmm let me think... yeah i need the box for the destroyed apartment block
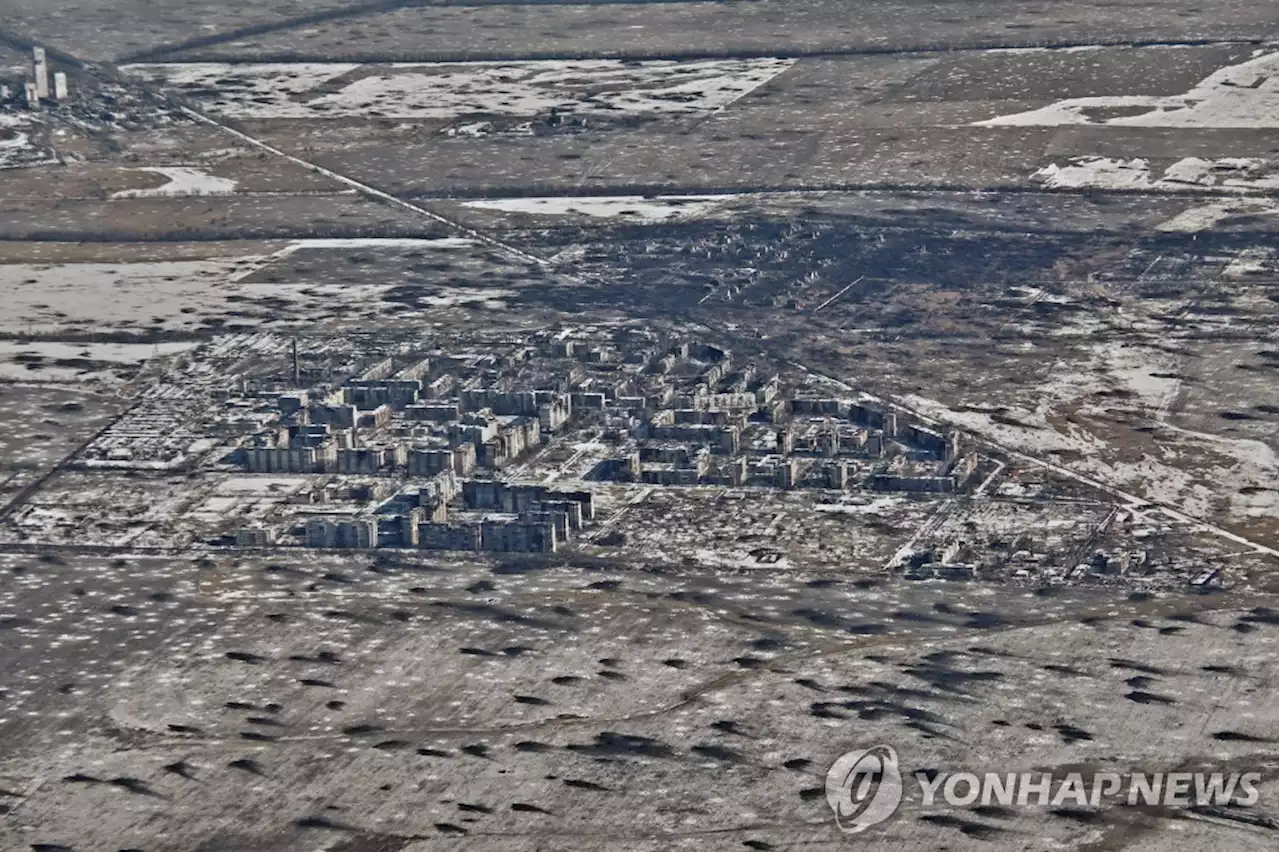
[63,328,1007,562]
[597,385,974,494]
[296,479,594,554]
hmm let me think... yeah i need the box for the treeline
[119,0,730,63]
[0,329,212,344]
[0,222,446,243]
[159,36,1252,66]
[397,181,1279,202]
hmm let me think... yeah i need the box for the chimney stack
[32,47,49,100]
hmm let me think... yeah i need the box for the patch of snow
[1089,342,1180,411]
[267,237,476,260]
[194,146,249,161]
[245,281,391,302]
[111,166,239,198]
[814,496,907,515]
[1031,156,1275,193]
[445,120,535,138]
[1222,246,1275,277]
[1158,423,1278,520]
[1101,459,1214,518]
[981,45,1108,55]
[0,340,197,381]
[1033,157,1151,189]
[121,58,798,120]
[975,51,1278,128]
[0,112,53,169]
[903,394,1108,458]
[692,548,794,570]
[461,194,735,223]
[216,476,308,495]
[1156,198,1277,232]
[232,236,479,280]
[909,339,1277,527]
[1009,285,1073,304]
[0,260,259,334]
[123,62,360,101]
[419,287,515,308]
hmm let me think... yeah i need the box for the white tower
[53,72,68,101]
[32,46,49,99]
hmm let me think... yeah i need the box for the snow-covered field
[813,495,909,515]
[0,259,257,335]
[460,194,735,222]
[121,58,797,120]
[187,475,309,522]
[0,237,522,335]
[416,286,515,309]
[0,112,55,170]
[904,340,1277,525]
[976,50,1278,128]
[266,236,475,258]
[1031,156,1276,192]
[111,167,239,198]
[0,340,196,381]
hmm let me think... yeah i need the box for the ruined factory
[0,46,70,108]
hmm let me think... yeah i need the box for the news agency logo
[826,744,1263,835]
[824,745,903,833]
